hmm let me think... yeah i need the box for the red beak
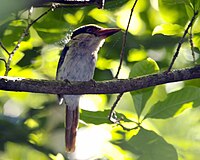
[96,28,121,38]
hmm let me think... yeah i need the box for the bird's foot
[89,79,96,87]
[64,79,71,84]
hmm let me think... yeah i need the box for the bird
[56,24,120,152]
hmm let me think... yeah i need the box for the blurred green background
[0,0,200,159]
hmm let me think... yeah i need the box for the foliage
[0,0,200,159]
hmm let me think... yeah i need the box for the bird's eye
[86,28,94,33]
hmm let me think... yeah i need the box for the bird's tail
[65,105,79,152]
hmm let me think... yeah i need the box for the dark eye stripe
[71,25,101,38]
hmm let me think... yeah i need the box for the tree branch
[0,65,199,95]
[33,0,105,9]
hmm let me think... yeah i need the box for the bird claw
[89,79,96,87]
[64,79,71,84]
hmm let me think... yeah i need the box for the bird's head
[69,24,121,50]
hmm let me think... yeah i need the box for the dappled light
[0,0,200,160]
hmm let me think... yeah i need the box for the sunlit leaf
[185,3,195,18]
[80,94,107,111]
[131,87,154,117]
[33,11,68,43]
[10,50,24,66]
[64,10,84,25]
[49,153,65,160]
[153,24,184,36]
[4,142,49,160]
[89,9,112,23]
[161,0,190,5]
[115,128,178,160]
[189,0,200,11]
[2,20,29,49]
[146,87,200,119]
[24,118,39,129]
[33,45,61,78]
[129,58,159,117]
[158,0,189,25]
[143,85,167,116]
[80,109,133,125]
[129,58,159,77]
[127,48,147,62]
[96,57,113,70]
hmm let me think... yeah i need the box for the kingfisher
[56,24,120,152]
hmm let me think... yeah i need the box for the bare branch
[34,0,105,9]
[0,65,199,95]
[115,0,139,78]
[168,11,199,72]
[189,27,196,63]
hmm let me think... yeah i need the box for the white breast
[56,34,104,109]
[57,48,98,109]
[57,49,97,81]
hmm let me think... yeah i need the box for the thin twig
[0,58,7,68]
[109,92,124,123]
[2,4,57,76]
[168,11,199,72]
[115,0,139,78]
[28,6,34,25]
[189,26,195,63]
[0,42,10,55]
[117,123,140,131]
[108,92,141,131]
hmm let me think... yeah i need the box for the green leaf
[153,24,184,36]
[190,0,200,11]
[158,0,189,25]
[131,87,154,118]
[106,0,129,9]
[116,128,178,160]
[161,0,189,4]
[146,87,200,119]
[129,58,159,78]
[0,115,30,150]
[129,58,159,117]
[194,47,200,54]
[2,20,29,49]
[185,4,195,18]
[80,109,133,125]
[33,10,68,43]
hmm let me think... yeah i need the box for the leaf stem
[168,11,199,72]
